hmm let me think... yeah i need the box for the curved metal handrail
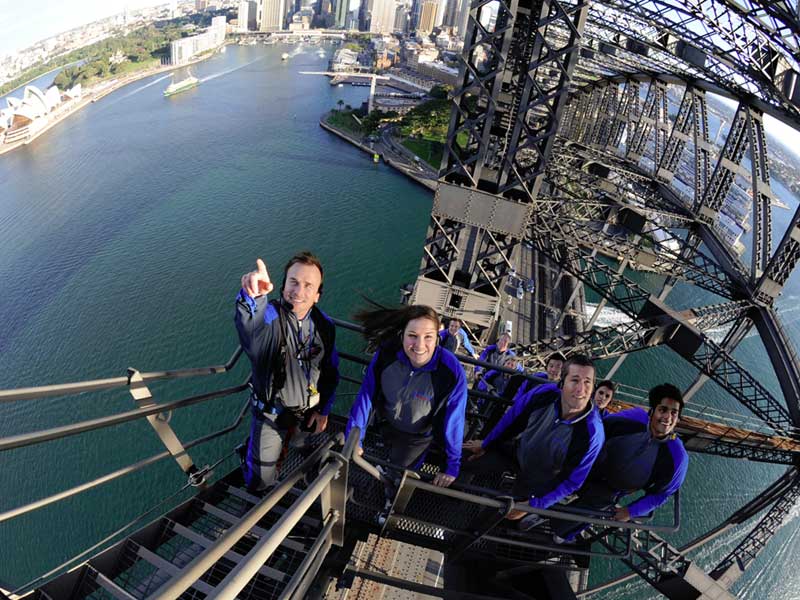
[0,398,251,525]
[0,347,244,403]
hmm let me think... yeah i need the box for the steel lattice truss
[408,0,800,596]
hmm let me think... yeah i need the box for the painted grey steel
[146,438,338,600]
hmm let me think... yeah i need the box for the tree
[337,99,345,112]
[429,84,449,100]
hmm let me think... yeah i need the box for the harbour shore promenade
[0,52,219,157]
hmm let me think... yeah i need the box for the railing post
[127,368,200,483]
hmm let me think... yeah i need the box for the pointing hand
[241,258,274,298]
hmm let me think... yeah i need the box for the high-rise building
[238,0,258,31]
[259,0,287,30]
[369,0,397,33]
[441,0,458,28]
[393,2,410,33]
[334,0,349,28]
[454,0,470,38]
[417,0,438,32]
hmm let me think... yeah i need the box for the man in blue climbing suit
[234,253,339,491]
[463,354,605,524]
[552,383,688,541]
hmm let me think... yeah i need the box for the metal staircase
[20,433,350,600]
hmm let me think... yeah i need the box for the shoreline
[0,51,219,157]
[319,115,438,192]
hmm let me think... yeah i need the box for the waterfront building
[0,83,81,145]
[331,47,360,70]
[369,0,398,33]
[417,0,438,33]
[259,0,288,31]
[195,0,209,10]
[170,16,227,65]
[453,0,469,37]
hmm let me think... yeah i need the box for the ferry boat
[281,53,290,61]
[163,72,199,97]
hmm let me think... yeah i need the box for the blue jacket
[592,408,688,518]
[346,345,468,477]
[482,383,605,509]
[235,291,339,416]
[475,344,517,376]
[438,328,476,355]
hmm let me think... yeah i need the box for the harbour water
[1,44,799,598]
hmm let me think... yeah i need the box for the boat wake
[200,56,265,83]
[110,74,172,103]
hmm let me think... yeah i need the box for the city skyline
[0,0,164,56]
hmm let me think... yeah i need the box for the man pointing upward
[235,253,340,491]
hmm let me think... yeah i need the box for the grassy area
[402,138,444,169]
[326,110,364,136]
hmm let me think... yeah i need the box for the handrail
[0,399,251,525]
[208,461,343,600]
[0,347,243,403]
[395,474,681,534]
[150,437,341,600]
[0,379,250,452]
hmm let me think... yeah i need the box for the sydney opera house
[0,83,82,146]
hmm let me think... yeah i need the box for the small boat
[282,53,290,61]
[220,45,226,53]
[337,83,344,88]
[164,71,199,97]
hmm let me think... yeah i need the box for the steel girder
[412,0,591,331]
[710,470,800,586]
[540,209,739,299]
[588,0,800,125]
[626,80,669,168]
[656,86,713,211]
[528,217,797,434]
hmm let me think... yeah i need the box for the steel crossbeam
[589,1,800,124]
[529,218,797,434]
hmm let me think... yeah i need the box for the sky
[0,1,165,56]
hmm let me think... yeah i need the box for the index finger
[256,258,269,278]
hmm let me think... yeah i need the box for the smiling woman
[345,304,468,490]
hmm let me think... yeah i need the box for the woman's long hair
[355,304,441,352]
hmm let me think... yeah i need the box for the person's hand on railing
[463,439,485,461]
[614,506,631,522]
[306,411,328,434]
[241,258,273,298]
[432,472,455,487]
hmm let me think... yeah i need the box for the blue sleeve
[530,417,605,510]
[625,443,688,519]
[475,345,494,375]
[459,329,476,355]
[234,290,273,370]
[345,352,380,445]
[442,364,468,477]
[317,323,339,416]
[478,369,500,393]
[482,383,558,448]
